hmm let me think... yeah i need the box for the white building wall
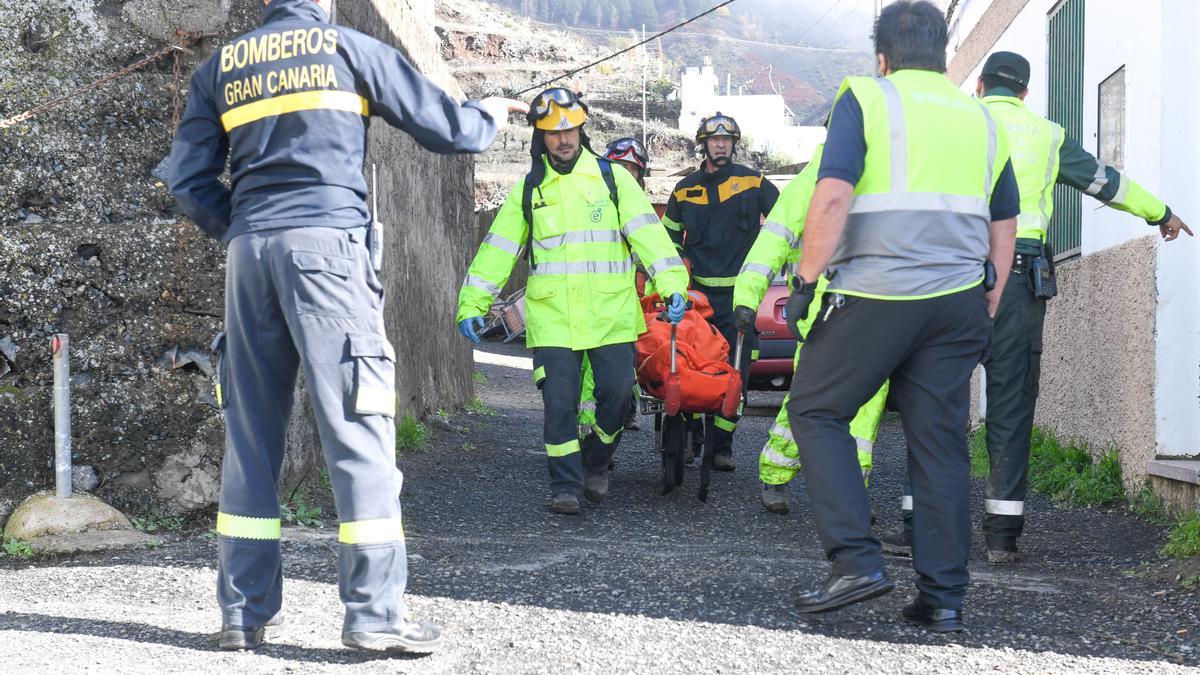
[1153,0,1200,459]
[949,0,1200,459]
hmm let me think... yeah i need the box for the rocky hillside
[436,0,698,206]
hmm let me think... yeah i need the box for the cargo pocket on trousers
[1024,335,1043,399]
[292,251,357,318]
[211,331,230,409]
[348,334,396,416]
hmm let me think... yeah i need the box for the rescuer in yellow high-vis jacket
[457,89,688,515]
[732,144,888,516]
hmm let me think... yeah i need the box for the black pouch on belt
[1030,242,1057,299]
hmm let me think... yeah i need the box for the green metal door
[1047,0,1084,258]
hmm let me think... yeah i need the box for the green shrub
[1026,429,1124,507]
[1163,512,1200,559]
[2,538,34,559]
[396,415,429,453]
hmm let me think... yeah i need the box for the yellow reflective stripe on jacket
[739,262,774,279]
[661,214,683,232]
[338,517,404,545]
[694,274,738,287]
[530,260,633,276]
[546,439,580,457]
[221,90,369,132]
[482,232,522,256]
[761,220,798,247]
[217,512,281,540]
[621,212,659,238]
[534,229,623,250]
[646,255,683,278]
[463,274,500,297]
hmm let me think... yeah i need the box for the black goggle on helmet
[604,137,649,171]
[526,87,590,131]
[695,113,741,144]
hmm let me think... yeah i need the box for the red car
[749,269,797,390]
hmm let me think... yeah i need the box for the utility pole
[641,23,647,150]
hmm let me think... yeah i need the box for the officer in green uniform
[881,51,1192,563]
[732,144,888,515]
[785,1,1020,631]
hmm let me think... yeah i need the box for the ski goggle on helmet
[527,87,589,132]
[604,137,649,172]
[695,113,741,144]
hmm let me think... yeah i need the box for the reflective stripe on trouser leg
[982,273,1045,543]
[270,226,407,633]
[581,343,635,474]
[759,399,799,485]
[217,231,300,630]
[538,347,587,494]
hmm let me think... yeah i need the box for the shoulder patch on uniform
[717,174,763,203]
[675,186,708,206]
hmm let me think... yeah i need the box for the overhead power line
[514,0,739,97]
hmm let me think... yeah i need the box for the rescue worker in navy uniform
[169,0,523,654]
[882,52,1192,563]
[786,1,1020,631]
[662,114,780,471]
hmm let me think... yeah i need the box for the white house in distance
[677,60,825,163]
[940,0,1199,513]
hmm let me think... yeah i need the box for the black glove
[785,276,817,340]
[732,305,756,333]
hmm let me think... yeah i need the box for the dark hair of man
[980,74,1027,97]
[873,0,948,73]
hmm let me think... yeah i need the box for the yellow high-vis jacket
[458,152,689,350]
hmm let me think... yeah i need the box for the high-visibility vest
[982,95,1064,242]
[458,152,688,349]
[829,70,1011,300]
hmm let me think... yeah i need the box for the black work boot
[761,483,789,514]
[583,470,609,502]
[343,619,443,654]
[902,597,964,632]
[219,625,265,651]
[986,535,1020,564]
[881,524,913,558]
[550,492,580,515]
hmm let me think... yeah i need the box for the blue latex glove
[667,292,686,325]
[458,316,484,343]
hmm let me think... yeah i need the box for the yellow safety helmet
[528,87,589,132]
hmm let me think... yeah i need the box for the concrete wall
[1034,236,1158,487]
[337,0,478,417]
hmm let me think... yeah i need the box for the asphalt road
[1,338,1197,673]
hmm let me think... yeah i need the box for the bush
[1163,512,1200,559]
[1026,429,1124,508]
